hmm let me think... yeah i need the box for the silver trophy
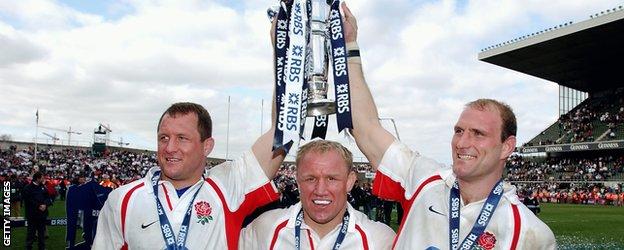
[306,0,335,117]
[269,0,335,117]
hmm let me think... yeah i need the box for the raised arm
[252,94,285,180]
[342,3,395,169]
[253,16,286,179]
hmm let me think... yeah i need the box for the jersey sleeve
[239,209,286,250]
[208,150,280,213]
[373,141,445,202]
[375,226,397,250]
[516,206,557,250]
[238,222,258,250]
[364,220,396,250]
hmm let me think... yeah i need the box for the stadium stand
[524,89,624,146]
[479,4,624,205]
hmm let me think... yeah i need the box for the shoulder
[241,206,291,246]
[500,186,555,245]
[240,206,291,250]
[25,184,42,193]
[515,204,556,247]
[351,209,396,240]
[206,151,274,205]
[209,151,258,172]
[106,179,148,207]
[115,178,147,194]
[246,207,291,232]
[379,141,446,179]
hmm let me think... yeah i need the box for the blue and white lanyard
[294,209,350,250]
[272,0,291,152]
[281,0,307,149]
[328,0,352,134]
[310,0,353,140]
[449,180,503,250]
[151,171,203,250]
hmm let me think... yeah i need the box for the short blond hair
[295,140,353,172]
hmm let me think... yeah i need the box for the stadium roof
[478,8,624,93]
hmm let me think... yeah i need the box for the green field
[540,203,624,249]
[7,201,624,249]
[9,200,82,250]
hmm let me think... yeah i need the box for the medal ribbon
[295,209,350,250]
[449,180,503,250]
[151,171,203,250]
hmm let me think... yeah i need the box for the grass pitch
[6,201,624,249]
[540,203,624,249]
[8,199,82,250]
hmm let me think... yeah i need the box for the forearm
[253,78,286,179]
[348,42,378,128]
[253,129,285,179]
[348,42,394,169]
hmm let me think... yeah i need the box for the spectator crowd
[506,154,624,182]
[507,155,624,206]
[2,143,623,223]
[525,88,624,146]
[515,182,624,206]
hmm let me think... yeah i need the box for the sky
[1,0,622,164]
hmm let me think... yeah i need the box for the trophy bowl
[307,75,336,116]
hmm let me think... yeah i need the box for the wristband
[347,49,360,58]
[346,42,361,64]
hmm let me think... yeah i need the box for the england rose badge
[476,231,496,250]
[194,201,213,225]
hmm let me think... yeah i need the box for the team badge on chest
[194,201,213,225]
[475,231,496,250]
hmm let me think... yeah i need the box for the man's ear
[500,135,516,160]
[346,170,357,193]
[203,137,215,157]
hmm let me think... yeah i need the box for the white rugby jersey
[373,141,556,250]
[239,202,395,250]
[93,150,279,250]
